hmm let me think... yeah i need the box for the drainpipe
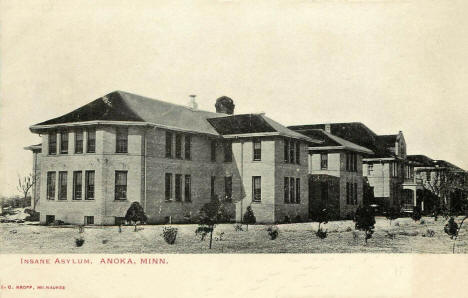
[143,127,148,212]
[240,139,244,223]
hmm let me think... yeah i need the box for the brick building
[27,91,325,225]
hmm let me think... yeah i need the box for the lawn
[0,216,466,253]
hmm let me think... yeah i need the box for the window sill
[114,199,128,202]
[252,200,262,204]
[115,152,129,155]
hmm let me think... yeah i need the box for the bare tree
[17,173,37,210]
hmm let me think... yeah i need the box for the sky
[1,0,467,197]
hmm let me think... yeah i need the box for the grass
[0,216,467,253]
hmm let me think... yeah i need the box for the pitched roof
[377,134,398,148]
[207,114,320,143]
[288,122,393,157]
[31,91,225,136]
[407,155,434,166]
[290,128,374,154]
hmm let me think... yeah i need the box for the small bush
[423,229,435,237]
[412,206,422,222]
[75,237,85,247]
[50,220,65,226]
[394,222,400,227]
[195,226,212,241]
[234,224,244,232]
[162,226,178,245]
[267,225,279,240]
[284,215,291,224]
[354,206,375,244]
[316,227,327,239]
[102,239,109,244]
[345,226,353,232]
[444,217,458,239]
[215,232,225,241]
[420,219,426,225]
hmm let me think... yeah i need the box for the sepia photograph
[1,0,467,297]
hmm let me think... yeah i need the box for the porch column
[413,189,417,207]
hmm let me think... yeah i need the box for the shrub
[385,207,400,225]
[354,206,375,244]
[162,226,178,245]
[234,224,244,232]
[215,232,225,241]
[444,217,458,239]
[423,229,435,237]
[195,226,212,241]
[412,206,422,222]
[316,227,327,239]
[243,206,256,231]
[420,219,426,225]
[267,225,279,240]
[50,220,65,226]
[198,195,230,249]
[284,215,291,224]
[125,202,147,232]
[24,210,39,221]
[345,226,353,232]
[394,222,400,227]
[102,239,109,244]
[75,237,85,247]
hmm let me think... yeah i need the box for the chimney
[324,123,331,133]
[188,95,198,110]
[215,96,235,115]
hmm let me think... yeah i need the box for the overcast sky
[1,0,467,197]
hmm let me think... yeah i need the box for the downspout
[144,127,147,212]
[240,139,244,223]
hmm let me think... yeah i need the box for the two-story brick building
[289,123,407,210]
[27,91,321,225]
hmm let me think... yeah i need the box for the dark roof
[294,129,373,154]
[31,91,224,135]
[207,114,275,135]
[288,122,392,157]
[377,134,398,148]
[207,114,319,143]
[407,155,434,166]
[408,155,465,171]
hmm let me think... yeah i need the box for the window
[184,135,191,160]
[321,153,328,170]
[346,153,357,172]
[114,171,127,200]
[284,139,289,162]
[295,142,300,164]
[210,141,216,162]
[225,176,232,200]
[354,183,358,205]
[184,175,191,202]
[320,182,328,202]
[75,130,83,154]
[224,141,232,162]
[368,164,374,175]
[290,177,295,203]
[296,178,301,203]
[84,216,94,225]
[58,172,67,200]
[165,132,173,158]
[175,134,182,159]
[49,132,57,155]
[253,139,261,161]
[165,173,172,201]
[346,182,352,205]
[252,176,261,202]
[211,176,216,198]
[47,172,56,200]
[60,131,68,154]
[116,127,128,153]
[175,174,182,201]
[284,177,290,203]
[73,171,82,200]
[87,129,96,153]
[289,140,295,163]
[85,171,95,200]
